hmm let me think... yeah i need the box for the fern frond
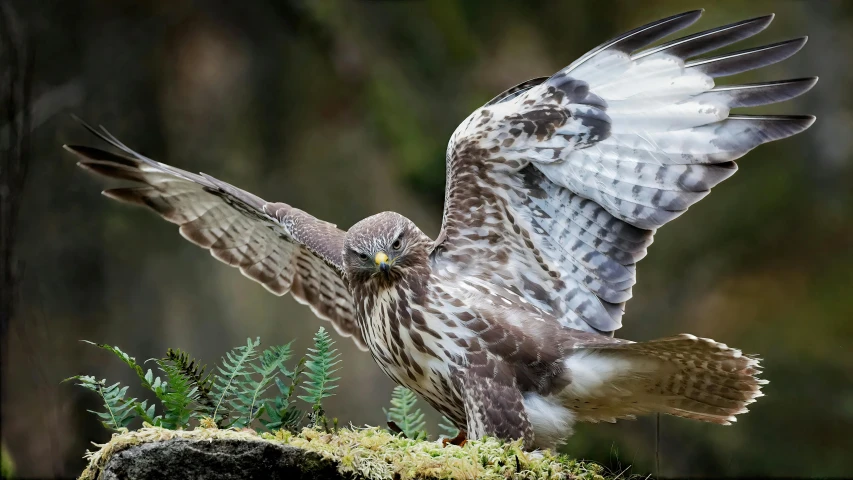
[298,327,341,412]
[263,356,305,432]
[163,348,214,416]
[229,343,293,428]
[133,400,158,425]
[64,375,138,431]
[155,359,199,429]
[82,340,154,390]
[384,386,427,440]
[80,341,165,425]
[438,415,460,439]
[210,337,259,426]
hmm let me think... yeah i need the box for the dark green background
[3,0,851,477]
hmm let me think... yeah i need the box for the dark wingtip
[787,114,817,133]
[730,114,817,129]
[64,144,140,167]
[675,9,704,21]
[798,115,817,128]
[68,114,103,139]
[744,13,775,28]
[686,36,811,78]
[785,36,809,54]
[64,144,101,161]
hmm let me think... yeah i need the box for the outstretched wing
[65,120,366,350]
[433,11,815,334]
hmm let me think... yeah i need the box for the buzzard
[65,10,815,450]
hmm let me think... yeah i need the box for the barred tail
[561,334,765,424]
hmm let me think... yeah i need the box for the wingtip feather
[635,13,777,61]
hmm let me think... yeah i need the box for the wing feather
[65,121,366,350]
[434,11,815,333]
[685,37,807,78]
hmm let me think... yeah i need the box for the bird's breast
[356,283,468,425]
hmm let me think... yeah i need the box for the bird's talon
[442,430,467,447]
[387,420,403,435]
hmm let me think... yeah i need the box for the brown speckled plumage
[67,10,814,450]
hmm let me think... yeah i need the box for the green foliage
[228,343,293,428]
[67,330,342,434]
[298,327,341,427]
[163,348,215,414]
[63,375,138,431]
[154,359,199,429]
[78,340,165,426]
[380,387,463,442]
[438,415,460,439]
[384,386,427,440]
[263,356,305,432]
[210,337,259,426]
[77,340,203,429]
[72,328,460,444]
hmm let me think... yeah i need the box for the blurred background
[1,0,851,477]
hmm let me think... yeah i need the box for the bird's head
[343,212,431,291]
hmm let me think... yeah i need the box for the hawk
[65,10,815,450]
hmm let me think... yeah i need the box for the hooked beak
[375,252,390,273]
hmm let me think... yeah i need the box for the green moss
[80,425,610,480]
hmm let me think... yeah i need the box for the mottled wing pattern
[433,10,815,334]
[65,121,366,350]
[450,351,534,447]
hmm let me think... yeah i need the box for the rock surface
[82,426,604,480]
[100,438,347,480]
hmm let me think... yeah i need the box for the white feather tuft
[561,350,659,399]
[523,393,576,450]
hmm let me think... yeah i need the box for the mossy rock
[80,426,611,480]
[95,437,339,480]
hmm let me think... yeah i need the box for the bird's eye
[358,252,369,261]
[391,237,402,251]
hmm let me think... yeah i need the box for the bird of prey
[65,10,815,450]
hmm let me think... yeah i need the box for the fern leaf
[64,375,138,431]
[226,343,294,429]
[155,359,200,429]
[79,341,167,425]
[438,415,460,439]
[133,400,158,425]
[298,327,340,412]
[384,386,427,440]
[82,341,158,392]
[262,356,305,432]
[163,348,215,416]
[210,337,259,427]
[238,343,294,428]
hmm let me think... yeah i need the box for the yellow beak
[375,252,389,266]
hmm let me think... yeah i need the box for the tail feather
[561,334,765,425]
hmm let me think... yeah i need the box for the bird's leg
[451,360,535,449]
[441,429,468,447]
